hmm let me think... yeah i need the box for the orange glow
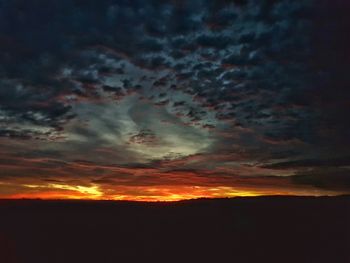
[0,182,339,202]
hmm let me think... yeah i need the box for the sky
[0,0,349,201]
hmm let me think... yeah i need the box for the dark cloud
[129,129,158,145]
[263,158,350,170]
[196,35,233,49]
[293,168,350,191]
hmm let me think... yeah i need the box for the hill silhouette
[0,196,349,263]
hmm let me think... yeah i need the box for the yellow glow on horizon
[1,182,342,202]
[102,186,263,202]
[18,183,103,199]
[48,184,103,198]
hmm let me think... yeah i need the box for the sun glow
[4,184,266,201]
[47,184,103,198]
[9,183,104,200]
[104,186,262,202]
[1,181,337,202]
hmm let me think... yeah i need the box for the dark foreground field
[0,196,349,263]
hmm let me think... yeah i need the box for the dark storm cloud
[0,0,349,197]
[129,129,158,145]
[196,35,233,49]
[263,157,350,169]
[293,168,350,192]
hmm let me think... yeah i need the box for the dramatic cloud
[0,0,349,200]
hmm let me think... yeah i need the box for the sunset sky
[0,0,349,201]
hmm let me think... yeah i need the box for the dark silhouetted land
[0,196,349,263]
